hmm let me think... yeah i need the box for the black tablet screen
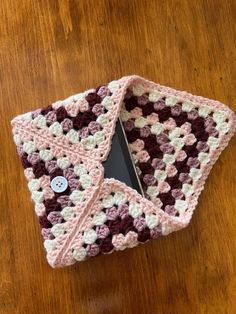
[103,119,143,196]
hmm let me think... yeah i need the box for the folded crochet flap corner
[11,75,236,267]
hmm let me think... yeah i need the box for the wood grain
[0,1,236,313]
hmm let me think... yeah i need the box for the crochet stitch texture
[11,75,236,267]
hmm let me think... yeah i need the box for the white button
[51,176,68,193]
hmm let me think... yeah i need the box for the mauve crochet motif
[11,75,236,268]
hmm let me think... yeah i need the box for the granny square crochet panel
[11,75,236,268]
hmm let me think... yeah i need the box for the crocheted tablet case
[11,75,236,268]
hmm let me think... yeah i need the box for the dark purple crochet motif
[121,88,214,216]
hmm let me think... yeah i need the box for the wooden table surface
[1,1,236,313]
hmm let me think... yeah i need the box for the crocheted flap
[11,75,236,267]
